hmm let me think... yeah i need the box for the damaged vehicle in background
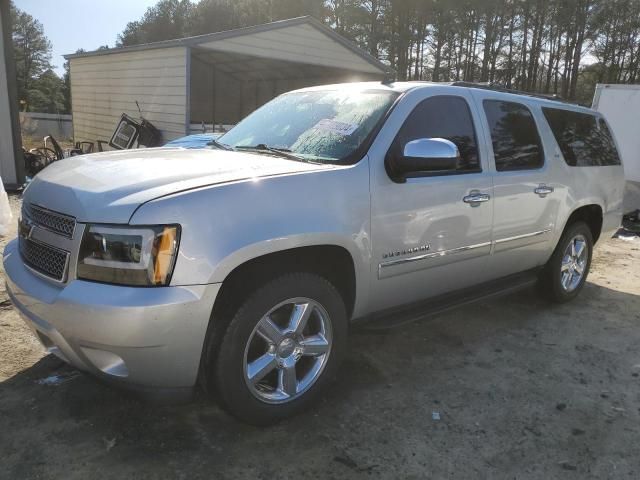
[4,82,624,425]
[163,133,220,149]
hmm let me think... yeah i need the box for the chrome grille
[19,236,68,281]
[23,204,76,238]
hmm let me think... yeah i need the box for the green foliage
[9,2,69,113]
[11,2,52,107]
[117,0,326,46]
[118,0,194,46]
[26,69,66,113]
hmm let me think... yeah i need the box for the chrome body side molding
[379,241,491,270]
[493,228,552,244]
[379,228,552,273]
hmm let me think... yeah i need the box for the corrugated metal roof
[64,16,392,75]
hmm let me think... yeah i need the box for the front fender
[130,161,372,315]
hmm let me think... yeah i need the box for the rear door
[368,87,494,313]
[472,92,561,278]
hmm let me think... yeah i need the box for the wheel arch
[198,243,359,393]
[214,244,358,320]
[561,203,603,244]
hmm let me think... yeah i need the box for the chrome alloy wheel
[560,234,588,292]
[243,298,333,404]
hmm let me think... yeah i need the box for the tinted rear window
[483,100,544,171]
[597,118,622,166]
[542,108,621,166]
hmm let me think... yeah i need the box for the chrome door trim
[378,229,552,274]
[379,241,492,271]
[493,228,552,245]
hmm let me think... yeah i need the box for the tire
[209,272,348,425]
[541,221,593,303]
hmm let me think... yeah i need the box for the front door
[368,89,494,313]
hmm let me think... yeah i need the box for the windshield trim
[219,89,403,166]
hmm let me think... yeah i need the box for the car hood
[24,147,334,223]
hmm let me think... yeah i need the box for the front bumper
[3,239,220,390]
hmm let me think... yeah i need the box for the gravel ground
[1,195,639,479]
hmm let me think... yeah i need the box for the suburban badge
[383,244,430,259]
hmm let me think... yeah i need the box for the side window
[598,118,622,166]
[542,107,621,166]
[483,100,544,171]
[392,96,480,173]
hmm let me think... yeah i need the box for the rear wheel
[209,272,347,425]
[541,221,593,303]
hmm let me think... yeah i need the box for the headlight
[77,224,180,286]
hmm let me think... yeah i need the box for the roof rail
[450,81,576,105]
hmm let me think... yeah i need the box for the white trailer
[592,84,640,214]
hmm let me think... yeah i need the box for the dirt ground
[1,195,639,479]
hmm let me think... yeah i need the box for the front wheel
[210,272,347,425]
[541,221,593,303]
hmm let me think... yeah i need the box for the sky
[14,0,160,76]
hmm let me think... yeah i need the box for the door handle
[534,185,554,197]
[463,192,491,206]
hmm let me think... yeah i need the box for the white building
[593,84,640,213]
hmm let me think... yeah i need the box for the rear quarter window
[542,107,621,166]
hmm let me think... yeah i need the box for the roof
[64,16,391,75]
[294,81,597,112]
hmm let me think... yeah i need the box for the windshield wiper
[235,144,307,162]
[207,139,234,150]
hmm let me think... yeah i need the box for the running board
[357,269,540,331]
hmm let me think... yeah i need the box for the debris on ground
[103,437,117,452]
[614,222,640,240]
[333,453,378,473]
[621,211,640,234]
[616,232,639,241]
[613,210,640,241]
[559,461,578,471]
[333,454,358,469]
[36,371,81,386]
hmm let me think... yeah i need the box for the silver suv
[4,82,625,424]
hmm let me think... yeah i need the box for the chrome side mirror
[387,138,461,182]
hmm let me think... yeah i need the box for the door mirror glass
[390,138,460,181]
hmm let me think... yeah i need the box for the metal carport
[65,16,392,145]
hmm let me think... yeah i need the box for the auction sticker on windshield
[312,119,358,136]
